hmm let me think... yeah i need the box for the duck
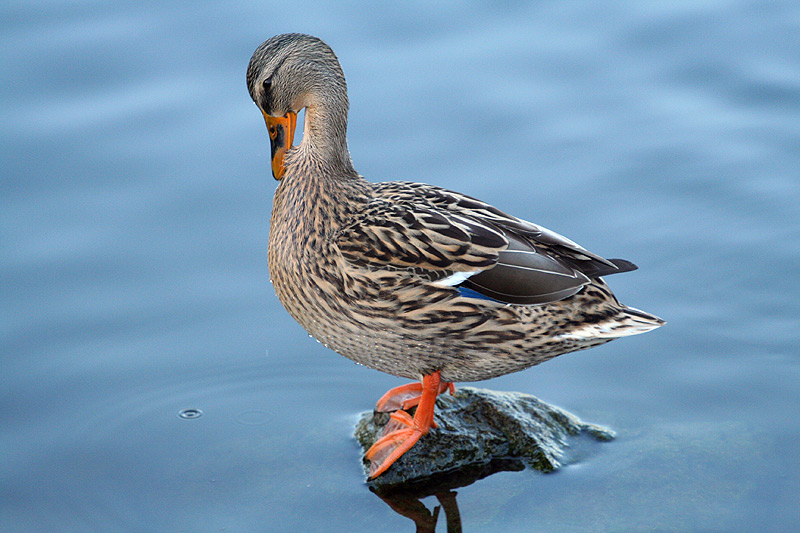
[246,33,664,480]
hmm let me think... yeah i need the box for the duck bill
[263,110,297,180]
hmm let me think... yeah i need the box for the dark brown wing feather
[339,181,637,305]
[462,230,590,304]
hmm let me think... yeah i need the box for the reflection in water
[370,459,527,532]
[378,491,459,533]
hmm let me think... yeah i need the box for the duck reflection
[369,458,525,532]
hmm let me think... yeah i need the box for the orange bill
[262,110,297,180]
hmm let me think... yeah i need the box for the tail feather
[558,306,664,341]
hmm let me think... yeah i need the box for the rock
[354,387,614,487]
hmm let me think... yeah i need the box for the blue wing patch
[456,286,502,303]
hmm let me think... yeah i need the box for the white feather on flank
[434,271,479,287]
[558,310,663,340]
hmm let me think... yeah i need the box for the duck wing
[337,198,506,274]
[381,181,635,271]
[338,181,636,305]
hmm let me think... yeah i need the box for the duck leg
[365,370,450,479]
[375,376,454,412]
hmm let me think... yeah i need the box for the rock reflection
[369,458,526,532]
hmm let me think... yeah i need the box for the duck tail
[615,306,666,336]
[559,306,665,341]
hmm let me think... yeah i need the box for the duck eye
[262,78,272,91]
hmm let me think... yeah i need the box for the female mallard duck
[246,33,664,479]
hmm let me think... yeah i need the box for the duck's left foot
[365,371,447,479]
[365,417,425,479]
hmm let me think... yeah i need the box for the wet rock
[354,387,614,487]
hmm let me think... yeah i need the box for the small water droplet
[178,408,204,420]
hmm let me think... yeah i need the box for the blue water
[3,1,799,531]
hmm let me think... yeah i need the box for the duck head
[246,33,351,180]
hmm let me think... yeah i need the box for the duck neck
[297,87,357,178]
[279,99,368,230]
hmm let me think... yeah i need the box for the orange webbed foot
[380,409,414,435]
[375,383,424,412]
[366,371,452,479]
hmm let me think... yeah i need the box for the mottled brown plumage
[247,33,664,478]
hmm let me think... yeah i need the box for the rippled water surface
[3,1,800,531]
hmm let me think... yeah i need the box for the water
[3,1,799,531]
